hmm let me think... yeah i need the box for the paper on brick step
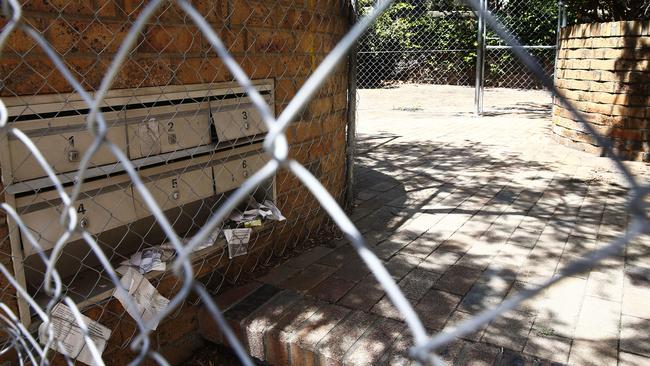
[191,227,221,252]
[38,303,111,366]
[224,228,251,259]
[160,228,221,253]
[260,200,286,221]
[229,209,261,223]
[244,219,262,228]
[114,267,170,331]
[229,199,285,223]
[119,247,166,274]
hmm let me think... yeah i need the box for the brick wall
[553,21,650,161]
[0,0,350,363]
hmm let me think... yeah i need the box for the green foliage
[357,0,559,87]
[488,0,559,46]
[564,0,650,22]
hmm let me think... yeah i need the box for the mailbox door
[211,99,268,142]
[126,102,212,159]
[17,180,138,257]
[8,111,126,182]
[135,165,215,215]
[213,152,268,194]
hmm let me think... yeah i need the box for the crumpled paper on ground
[229,199,286,224]
[113,267,170,331]
[38,303,111,365]
[224,228,251,258]
[119,247,166,274]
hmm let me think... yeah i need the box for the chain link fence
[356,0,561,111]
[0,0,352,363]
[0,0,648,365]
[482,0,559,89]
[356,0,478,88]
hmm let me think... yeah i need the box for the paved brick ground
[201,85,650,365]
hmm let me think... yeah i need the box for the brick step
[199,281,407,365]
[198,281,563,366]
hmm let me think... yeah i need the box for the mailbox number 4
[77,203,87,215]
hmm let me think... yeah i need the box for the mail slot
[7,111,127,182]
[126,102,212,159]
[134,163,215,216]
[211,98,268,142]
[213,152,269,193]
[16,180,138,257]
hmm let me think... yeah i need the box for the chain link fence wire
[0,0,647,365]
[357,0,478,88]
[482,0,559,90]
[0,0,356,363]
[357,0,560,91]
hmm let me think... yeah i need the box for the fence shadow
[344,129,636,362]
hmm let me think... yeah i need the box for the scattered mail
[229,199,285,224]
[38,303,111,366]
[114,268,170,331]
[224,228,251,258]
[120,247,166,274]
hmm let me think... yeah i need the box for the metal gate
[475,0,565,114]
[355,0,564,115]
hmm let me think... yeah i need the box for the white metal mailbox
[0,79,277,325]
[134,160,215,215]
[6,110,127,182]
[211,97,269,143]
[126,101,212,159]
[213,150,269,194]
[16,176,138,257]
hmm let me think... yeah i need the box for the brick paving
[200,85,650,365]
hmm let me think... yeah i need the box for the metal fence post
[345,0,359,208]
[552,0,566,102]
[474,0,487,116]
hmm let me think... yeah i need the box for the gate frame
[474,0,566,116]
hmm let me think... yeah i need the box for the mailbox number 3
[241,111,248,120]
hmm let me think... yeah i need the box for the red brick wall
[0,0,350,363]
[553,21,650,161]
